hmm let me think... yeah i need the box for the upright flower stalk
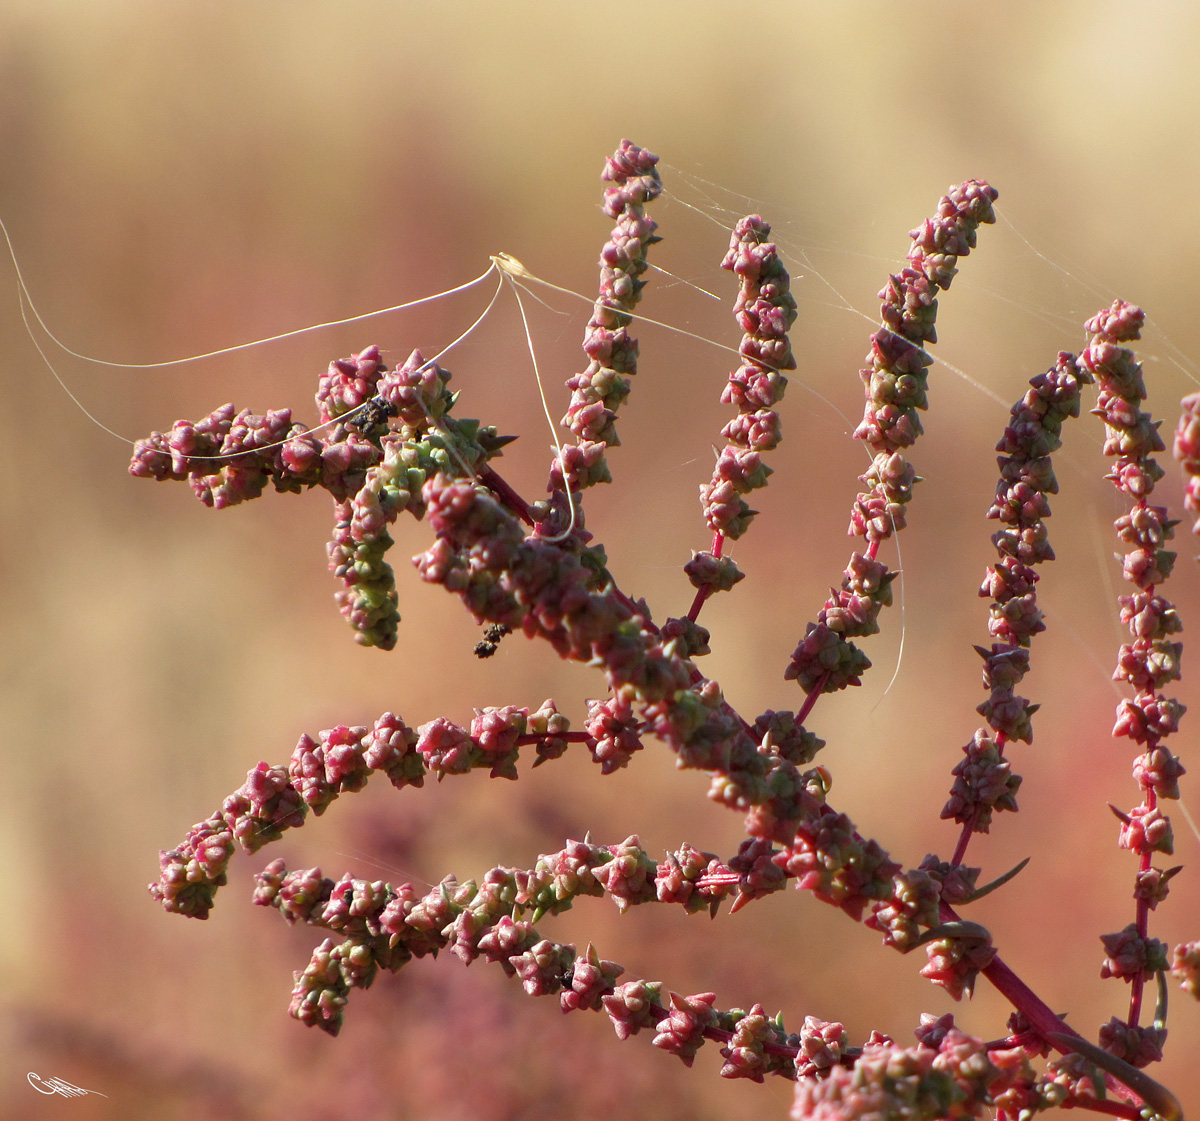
[137,143,1195,1121]
[943,350,1092,863]
[688,215,795,620]
[551,140,663,534]
[1081,302,1185,1061]
[785,180,999,699]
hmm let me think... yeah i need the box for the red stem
[478,464,535,525]
[947,904,1148,1113]
[1127,782,1156,1028]
[686,531,725,623]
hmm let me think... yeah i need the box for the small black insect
[474,623,512,658]
[352,395,399,432]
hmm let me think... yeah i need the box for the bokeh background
[2,2,1199,1118]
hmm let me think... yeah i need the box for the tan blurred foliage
[1,2,1198,1118]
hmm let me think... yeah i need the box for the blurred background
[1,2,1199,1118]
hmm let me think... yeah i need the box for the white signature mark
[27,1072,108,1098]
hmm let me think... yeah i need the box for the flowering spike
[131,149,1195,1115]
